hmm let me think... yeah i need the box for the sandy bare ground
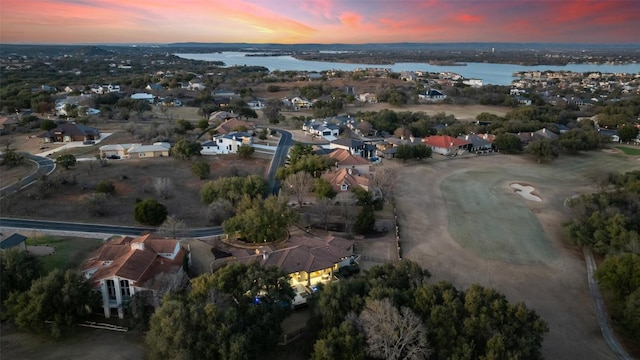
[392,151,640,359]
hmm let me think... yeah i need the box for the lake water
[176,52,640,85]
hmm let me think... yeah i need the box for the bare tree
[313,197,334,231]
[358,298,431,360]
[283,172,315,207]
[339,192,358,234]
[153,177,174,200]
[208,198,236,226]
[82,193,109,217]
[158,215,187,238]
[374,168,398,202]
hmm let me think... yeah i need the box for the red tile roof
[422,135,470,148]
[327,149,370,166]
[321,168,370,192]
[82,234,182,286]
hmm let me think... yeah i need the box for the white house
[81,234,187,318]
[130,93,155,103]
[419,89,447,101]
[357,93,378,103]
[201,131,253,155]
[303,120,340,141]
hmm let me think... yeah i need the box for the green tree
[223,195,298,243]
[200,175,268,205]
[39,119,57,131]
[237,144,255,159]
[354,205,376,235]
[191,160,210,180]
[618,124,639,143]
[134,199,168,226]
[0,248,42,305]
[314,178,337,199]
[493,133,522,154]
[412,143,432,159]
[6,269,100,338]
[175,119,195,135]
[56,154,77,170]
[146,263,293,359]
[196,118,210,131]
[95,180,115,195]
[525,139,559,163]
[312,320,366,360]
[395,144,413,162]
[172,138,202,159]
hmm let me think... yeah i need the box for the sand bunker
[510,183,542,202]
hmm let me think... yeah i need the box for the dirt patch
[1,155,268,228]
[392,151,640,359]
[27,245,55,256]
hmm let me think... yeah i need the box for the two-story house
[81,234,187,318]
[201,132,253,155]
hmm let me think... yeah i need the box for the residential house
[186,80,206,91]
[31,85,57,93]
[376,136,422,158]
[214,118,256,135]
[145,83,164,92]
[81,234,187,318]
[39,123,100,143]
[247,98,265,110]
[220,235,357,305]
[212,89,237,98]
[0,116,19,133]
[130,93,155,103]
[418,89,447,101]
[326,148,372,175]
[329,138,376,158]
[99,143,141,159]
[284,96,313,110]
[321,167,371,195]
[201,132,253,155]
[0,233,27,251]
[422,135,470,156]
[534,128,558,140]
[463,78,483,87]
[358,93,378,103]
[128,142,171,159]
[347,120,375,136]
[208,111,235,124]
[91,84,121,94]
[303,119,340,141]
[458,134,493,152]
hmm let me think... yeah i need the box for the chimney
[262,252,269,260]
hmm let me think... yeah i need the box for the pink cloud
[456,13,483,24]
[339,12,363,27]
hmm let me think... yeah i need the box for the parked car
[83,140,95,145]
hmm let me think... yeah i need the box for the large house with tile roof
[39,123,100,143]
[321,167,372,196]
[422,135,470,156]
[214,234,357,305]
[326,148,372,175]
[81,234,187,318]
[213,118,256,135]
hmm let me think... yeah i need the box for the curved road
[267,129,294,194]
[584,248,633,360]
[0,153,56,197]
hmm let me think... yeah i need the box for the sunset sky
[2,0,639,44]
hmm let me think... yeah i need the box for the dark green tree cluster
[565,170,640,254]
[595,253,640,343]
[200,175,268,205]
[310,261,548,360]
[276,143,333,180]
[5,268,100,338]
[191,160,210,180]
[566,170,640,343]
[351,187,383,235]
[395,144,432,162]
[172,138,203,159]
[145,263,294,359]
[223,195,298,243]
[558,128,607,154]
[56,154,77,170]
[1,248,42,309]
[134,199,168,226]
[0,148,25,168]
[378,88,408,106]
[525,139,560,163]
[312,99,344,118]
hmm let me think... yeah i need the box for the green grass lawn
[615,146,640,156]
[26,235,103,273]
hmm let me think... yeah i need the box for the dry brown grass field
[1,154,268,227]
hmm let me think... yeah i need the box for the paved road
[584,248,633,360]
[0,217,224,238]
[0,153,56,197]
[267,129,294,194]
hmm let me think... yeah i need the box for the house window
[120,280,131,298]
[106,280,116,300]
